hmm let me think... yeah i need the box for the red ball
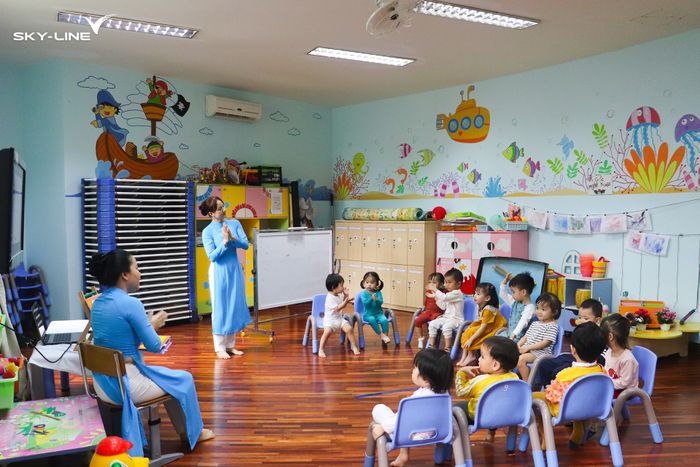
[432,206,447,220]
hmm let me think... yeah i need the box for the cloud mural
[77,76,116,90]
[269,111,290,123]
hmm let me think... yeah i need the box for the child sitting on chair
[533,322,608,447]
[372,348,454,467]
[530,298,604,387]
[360,271,391,345]
[413,272,446,349]
[516,293,561,382]
[498,272,536,341]
[427,268,465,352]
[601,313,639,398]
[318,273,360,358]
[457,282,507,368]
[455,336,520,442]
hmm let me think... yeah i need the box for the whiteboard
[254,229,333,310]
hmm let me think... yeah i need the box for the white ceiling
[1,0,699,106]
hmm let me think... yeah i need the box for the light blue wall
[332,29,700,322]
[2,60,332,319]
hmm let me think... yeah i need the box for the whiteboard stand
[252,228,334,340]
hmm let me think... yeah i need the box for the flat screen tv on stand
[0,147,26,274]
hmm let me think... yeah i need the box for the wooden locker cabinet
[347,224,363,260]
[334,223,349,260]
[335,220,437,311]
[362,223,378,263]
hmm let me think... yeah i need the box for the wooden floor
[19,307,700,466]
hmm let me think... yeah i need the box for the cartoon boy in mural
[146,77,173,106]
[141,136,167,163]
[90,89,129,147]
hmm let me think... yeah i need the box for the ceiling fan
[366,0,421,36]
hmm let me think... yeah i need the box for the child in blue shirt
[360,271,391,344]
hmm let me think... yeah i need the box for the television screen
[0,147,25,273]
[10,156,25,265]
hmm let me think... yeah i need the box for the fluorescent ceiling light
[415,1,539,29]
[308,47,414,67]
[57,11,198,39]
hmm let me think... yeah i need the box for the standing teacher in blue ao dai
[200,196,252,359]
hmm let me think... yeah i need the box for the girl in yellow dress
[457,282,507,368]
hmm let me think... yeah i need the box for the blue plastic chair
[353,292,400,349]
[600,345,663,445]
[447,297,478,360]
[522,325,565,382]
[519,374,624,467]
[500,303,511,323]
[364,394,467,467]
[452,379,545,467]
[301,294,347,354]
[405,305,426,345]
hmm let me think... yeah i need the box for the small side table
[0,395,105,465]
[629,322,699,357]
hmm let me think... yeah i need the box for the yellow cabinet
[407,225,426,266]
[343,261,363,297]
[347,225,363,260]
[195,183,289,315]
[376,224,392,263]
[334,220,436,312]
[362,223,378,263]
[390,266,407,308]
[375,264,392,305]
[391,224,408,265]
[334,223,349,260]
[406,267,425,309]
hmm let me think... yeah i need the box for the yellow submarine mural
[436,85,490,143]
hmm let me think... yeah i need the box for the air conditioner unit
[205,95,262,122]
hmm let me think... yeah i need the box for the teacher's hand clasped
[200,196,252,359]
[88,249,214,457]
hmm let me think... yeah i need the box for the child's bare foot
[351,346,360,355]
[318,350,327,358]
[390,451,409,467]
[216,351,230,359]
[198,428,215,442]
[485,429,496,443]
[226,348,244,356]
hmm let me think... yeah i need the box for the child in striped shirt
[516,293,561,382]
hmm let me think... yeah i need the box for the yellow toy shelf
[194,184,290,315]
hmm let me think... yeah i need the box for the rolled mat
[342,207,425,221]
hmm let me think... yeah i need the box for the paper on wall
[548,213,569,233]
[568,215,591,234]
[526,208,548,229]
[600,213,627,233]
[627,210,652,231]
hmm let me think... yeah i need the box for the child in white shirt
[427,268,465,352]
[318,273,360,358]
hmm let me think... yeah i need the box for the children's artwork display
[627,210,652,231]
[0,395,105,462]
[600,214,628,233]
[625,231,671,256]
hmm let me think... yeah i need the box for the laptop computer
[32,305,90,345]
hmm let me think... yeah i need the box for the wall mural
[82,74,191,180]
[332,86,698,200]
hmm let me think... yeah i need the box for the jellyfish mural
[626,106,661,156]
[674,114,700,174]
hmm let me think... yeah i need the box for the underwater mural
[332,95,696,199]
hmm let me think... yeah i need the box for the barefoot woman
[200,196,252,359]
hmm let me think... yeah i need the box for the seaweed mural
[623,143,685,193]
[484,176,507,197]
[333,157,369,199]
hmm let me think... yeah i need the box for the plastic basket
[504,221,528,231]
[0,375,18,410]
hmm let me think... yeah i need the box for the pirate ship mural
[90,75,190,180]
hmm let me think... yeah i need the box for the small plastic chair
[600,345,663,445]
[301,294,347,354]
[500,303,511,323]
[447,297,478,360]
[364,394,467,467]
[519,374,624,467]
[452,379,545,467]
[353,292,400,349]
